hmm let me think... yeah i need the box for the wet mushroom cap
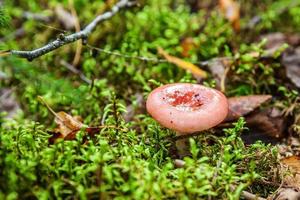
[146,83,228,134]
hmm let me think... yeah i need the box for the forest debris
[260,33,300,50]
[280,156,300,189]
[158,47,208,78]
[55,5,77,30]
[246,108,286,139]
[60,60,92,84]
[49,111,100,142]
[270,156,300,200]
[272,188,300,200]
[281,47,300,88]
[259,33,300,58]
[38,96,100,142]
[225,95,272,122]
[54,111,84,137]
[219,0,240,31]
[206,57,232,91]
[180,37,195,57]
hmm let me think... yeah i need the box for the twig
[87,43,232,67]
[60,60,92,84]
[87,44,168,63]
[8,0,135,61]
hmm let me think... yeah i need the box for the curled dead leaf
[157,47,208,79]
[38,96,100,143]
[54,111,84,137]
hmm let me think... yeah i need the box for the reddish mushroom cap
[146,83,228,134]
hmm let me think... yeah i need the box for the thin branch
[87,44,168,63]
[60,60,92,85]
[9,0,135,61]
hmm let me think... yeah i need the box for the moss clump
[1,0,300,199]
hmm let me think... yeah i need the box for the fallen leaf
[219,0,240,31]
[225,95,272,121]
[280,156,300,189]
[246,108,286,139]
[206,57,232,91]
[260,33,300,50]
[282,47,300,88]
[282,156,300,172]
[158,47,208,79]
[55,5,76,30]
[54,111,84,137]
[38,96,100,142]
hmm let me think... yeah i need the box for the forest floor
[1,0,300,199]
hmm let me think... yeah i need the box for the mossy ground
[1,0,300,199]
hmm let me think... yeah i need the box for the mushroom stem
[175,133,191,158]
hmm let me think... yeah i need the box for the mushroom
[146,83,228,157]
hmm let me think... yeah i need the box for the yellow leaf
[158,47,207,78]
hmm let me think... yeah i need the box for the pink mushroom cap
[146,83,228,134]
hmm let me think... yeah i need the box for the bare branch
[9,0,135,61]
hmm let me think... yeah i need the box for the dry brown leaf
[225,95,272,122]
[282,156,300,172]
[54,111,84,137]
[219,0,240,31]
[280,156,300,189]
[38,96,101,142]
[157,47,208,78]
[246,108,286,138]
[51,112,101,142]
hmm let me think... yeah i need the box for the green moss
[1,0,299,199]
